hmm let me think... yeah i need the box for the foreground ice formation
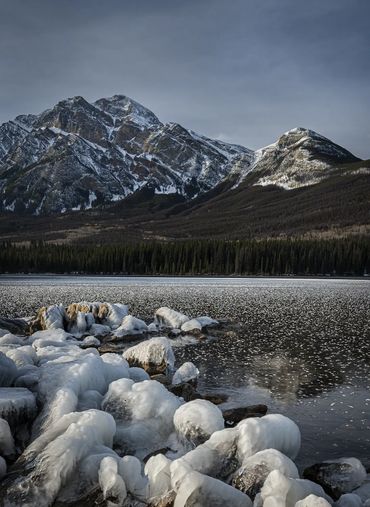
[0,301,368,506]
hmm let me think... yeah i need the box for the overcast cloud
[0,0,369,157]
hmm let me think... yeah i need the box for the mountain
[0,95,251,214]
[0,94,369,243]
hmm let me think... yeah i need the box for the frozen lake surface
[1,275,369,470]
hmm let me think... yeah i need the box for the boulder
[222,404,268,427]
[0,317,29,335]
[303,458,367,500]
[123,337,175,375]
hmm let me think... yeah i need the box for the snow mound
[0,409,116,506]
[114,315,148,337]
[123,336,175,374]
[174,470,252,507]
[260,470,332,507]
[174,399,224,446]
[155,307,190,329]
[295,494,332,506]
[102,378,182,457]
[172,362,199,385]
[237,413,301,461]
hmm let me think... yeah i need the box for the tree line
[0,237,369,276]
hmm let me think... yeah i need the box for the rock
[222,404,268,426]
[80,336,100,349]
[232,449,299,500]
[151,374,171,386]
[303,458,367,500]
[202,393,229,405]
[169,383,203,402]
[0,317,29,335]
[148,490,176,507]
[180,319,202,333]
[154,308,190,329]
[30,304,67,332]
[123,337,175,375]
[113,315,148,338]
[89,323,111,336]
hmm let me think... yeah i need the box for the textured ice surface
[114,315,148,337]
[237,414,301,461]
[174,399,224,446]
[260,470,332,506]
[102,378,182,457]
[172,362,199,385]
[123,336,175,373]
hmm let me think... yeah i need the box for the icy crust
[0,302,369,506]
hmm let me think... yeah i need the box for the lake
[0,275,369,470]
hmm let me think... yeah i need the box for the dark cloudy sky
[0,0,369,157]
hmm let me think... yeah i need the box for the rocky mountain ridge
[0,95,367,215]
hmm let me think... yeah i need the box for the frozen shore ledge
[0,302,369,506]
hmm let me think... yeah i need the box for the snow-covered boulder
[352,474,370,503]
[172,362,199,386]
[0,352,18,387]
[0,409,116,506]
[34,304,67,330]
[119,455,148,500]
[89,323,111,336]
[303,458,367,499]
[237,414,301,461]
[0,333,24,346]
[129,367,150,382]
[335,494,363,507]
[99,455,127,505]
[174,399,224,446]
[123,337,175,374]
[145,453,172,501]
[0,387,37,427]
[259,470,333,507]
[102,378,182,458]
[114,315,148,338]
[232,448,299,499]
[99,302,129,329]
[295,495,332,506]
[174,470,252,507]
[181,319,202,333]
[0,417,15,456]
[5,345,37,367]
[80,335,101,348]
[154,307,190,329]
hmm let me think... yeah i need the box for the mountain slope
[0,95,251,214]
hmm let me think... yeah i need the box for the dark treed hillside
[0,237,369,276]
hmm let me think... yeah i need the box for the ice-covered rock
[114,315,148,338]
[76,390,103,411]
[89,323,111,336]
[123,337,175,374]
[352,474,370,502]
[5,345,37,367]
[0,409,116,506]
[196,316,219,327]
[181,319,202,333]
[80,335,101,348]
[335,493,363,506]
[145,454,172,500]
[100,302,129,329]
[174,470,252,506]
[102,378,182,457]
[0,387,37,427]
[174,399,225,447]
[172,362,199,386]
[303,458,367,499]
[33,304,67,330]
[129,367,150,382]
[172,426,239,481]
[237,414,301,461]
[0,417,15,455]
[119,455,148,500]
[0,456,6,480]
[155,307,190,329]
[260,470,333,507]
[295,495,332,506]
[0,352,18,386]
[99,455,127,505]
[232,448,299,499]
[0,333,24,346]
